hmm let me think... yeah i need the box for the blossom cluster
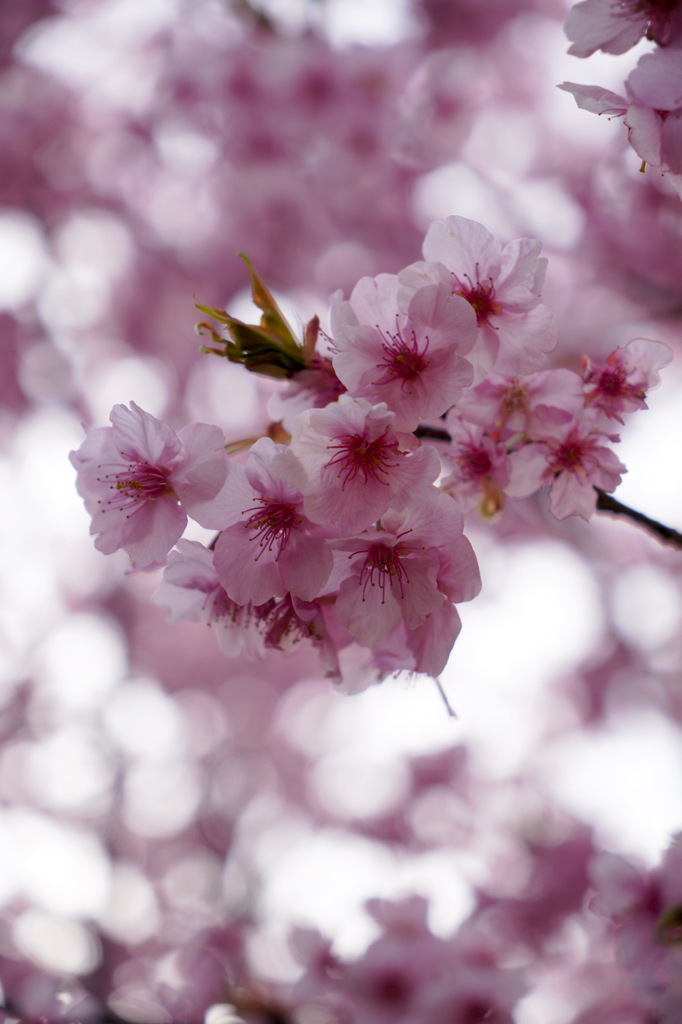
[561,0,682,192]
[70,215,670,685]
[6,0,682,1021]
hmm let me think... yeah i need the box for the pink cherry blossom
[560,57,682,190]
[69,402,228,570]
[274,394,441,534]
[331,275,476,431]
[268,353,346,432]
[564,0,682,58]
[154,539,266,658]
[455,369,584,440]
[194,437,333,606]
[582,337,673,423]
[507,414,626,519]
[399,215,558,377]
[156,541,341,674]
[558,81,629,119]
[361,532,480,678]
[441,416,512,515]
[398,600,464,678]
[332,491,475,647]
[617,49,682,182]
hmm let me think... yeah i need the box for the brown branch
[594,488,682,550]
[414,425,452,443]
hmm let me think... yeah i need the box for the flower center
[456,443,492,481]
[324,431,401,487]
[375,320,429,388]
[597,365,630,396]
[359,543,409,603]
[454,266,502,325]
[96,458,170,517]
[242,499,301,559]
[500,379,528,420]
[554,437,588,473]
[258,595,319,648]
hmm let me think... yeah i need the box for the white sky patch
[104,678,186,760]
[86,356,173,423]
[19,0,180,111]
[36,614,127,709]
[53,210,135,279]
[610,362,682,530]
[0,809,111,916]
[441,540,604,775]
[23,729,114,815]
[538,709,682,862]
[311,748,411,819]
[611,563,682,651]
[0,212,50,310]
[252,823,472,959]
[97,863,160,945]
[316,0,417,46]
[13,911,100,975]
[123,760,203,837]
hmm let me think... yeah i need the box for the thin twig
[433,676,458,718]
[594,488,682,550]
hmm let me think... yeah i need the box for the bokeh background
[2,1,682,1021]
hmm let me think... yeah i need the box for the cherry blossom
[582,337,673,423]
[564,0,682,57]
[274,394,441,534]
[69,402,227,570]
[560,49,682,190]
[332,491,479,647]
[455,369,584,440]
[197,437,334,606]
[440,416,512,515]
[154,539,266,658]
[508,413,626,519]
[331,275,476,430]
[399,216,559,377]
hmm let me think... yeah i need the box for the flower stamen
[324,431,402,487]
[242,499,301,560]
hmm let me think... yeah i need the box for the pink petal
[213,523,284,605]
[110,401,181,465]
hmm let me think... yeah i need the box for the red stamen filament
[325,431,401,487]
[242,499,301,560]
[375,318,430,388]
[359,543,409,603]
[96,457,170,518]
[453,265,502,326]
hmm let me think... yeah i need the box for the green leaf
[195,256,314,380]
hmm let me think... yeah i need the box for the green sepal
[656,904,682,945]
[196,255,311,380]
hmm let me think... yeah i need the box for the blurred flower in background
[2,0,682,1022]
